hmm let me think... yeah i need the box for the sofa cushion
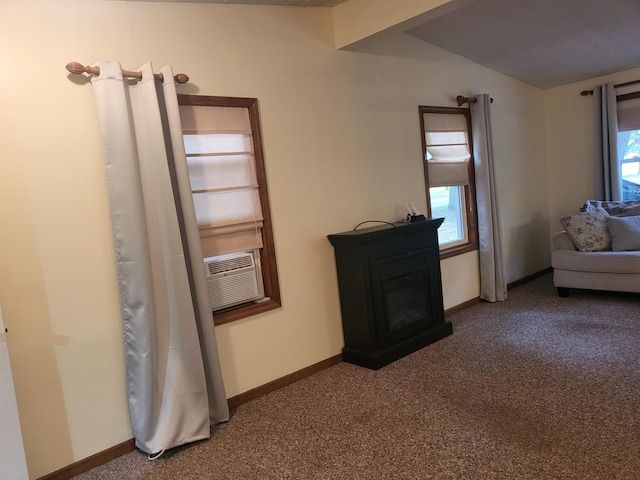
[559,207,611,252]
[583,199,640,217]
[553,268,640,293]
[552,231,577,251]
[607,215,640,251]
[552,249,640,274]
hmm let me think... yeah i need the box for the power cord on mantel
[352,220,413,256]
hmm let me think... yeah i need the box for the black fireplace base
[342,320,453,370]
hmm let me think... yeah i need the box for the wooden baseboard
[444,297,481,317]
[38,439,136,480]
[442,267,552,318]
[227,354,343,409]
[507,267,553,290]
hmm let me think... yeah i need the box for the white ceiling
[407,0,640,89]
[139,0,640,89]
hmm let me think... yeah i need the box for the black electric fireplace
[328,219,452,369]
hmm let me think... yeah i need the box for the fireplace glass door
[384,270,430,343]
[374,252,433,346]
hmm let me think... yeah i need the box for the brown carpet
[74,274,640,479]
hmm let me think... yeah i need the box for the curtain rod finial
[580,89,594,96]
[174,73,189,84]
[456,95,493,106]
[66,62,89,75]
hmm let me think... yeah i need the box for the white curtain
[90,61,229,455]
[470,94,507,302]
[597,83,623,201]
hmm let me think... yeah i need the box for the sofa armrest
[552,231,577,252]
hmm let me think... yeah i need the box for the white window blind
[180,105,263,257]
[423,113,471,187]
[617,96,640,132]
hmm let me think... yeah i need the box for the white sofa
[551,200,640,297]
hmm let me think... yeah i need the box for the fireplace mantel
[328,220,452,369]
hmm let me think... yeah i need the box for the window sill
[213,298,281,326]
[439,242,478,260]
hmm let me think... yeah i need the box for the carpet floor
[74,274,640,479]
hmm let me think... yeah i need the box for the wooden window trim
[419,105,478,258]
[178,94,281,326]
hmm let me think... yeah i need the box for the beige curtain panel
[90,60,229,456]
[470,94,507,303]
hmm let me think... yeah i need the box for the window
[419,106,478,258]
[178,95,281,325]
[617,93,640,200]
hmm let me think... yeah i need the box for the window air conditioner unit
[204,252,262,311]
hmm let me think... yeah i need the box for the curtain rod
[456,95,494,106]
[66,62,190,84]
[580,78,640,96]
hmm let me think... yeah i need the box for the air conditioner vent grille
[204,253,262,311]
[206,254,254,276]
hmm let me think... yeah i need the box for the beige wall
[544,65,640,233]
[0,1,549,477]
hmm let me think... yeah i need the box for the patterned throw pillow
[559,207,611,252]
